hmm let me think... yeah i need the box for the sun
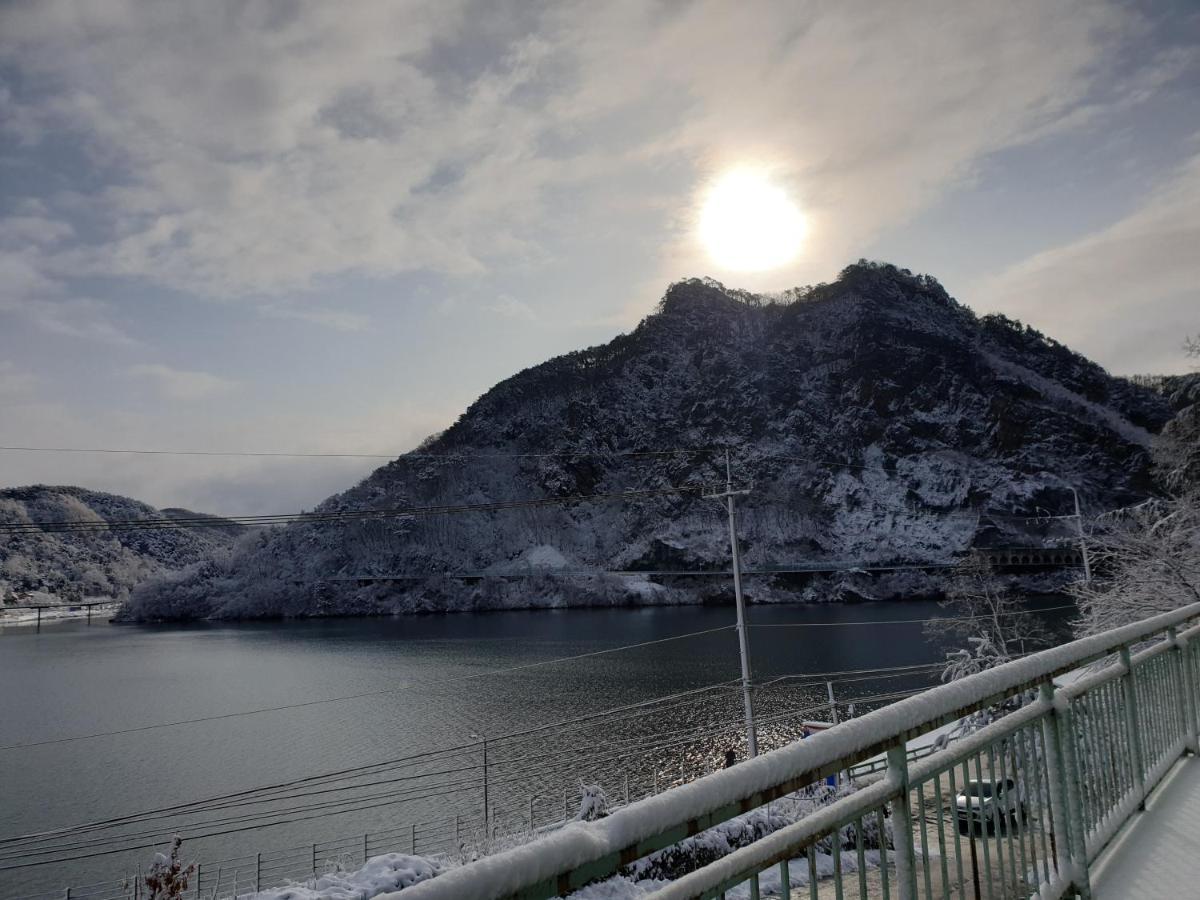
[698,169,806,272]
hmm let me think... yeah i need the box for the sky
[0,0,1198,515]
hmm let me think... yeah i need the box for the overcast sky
[1,0,1198,515]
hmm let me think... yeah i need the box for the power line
[0,679,944,874]
[4,686,940,868]
[0,485,711,534]
[1,444,1087,520]
[0,605,1072,752]
[0,625,735,752]
[0,693,885,870]
[0,682,748,855]
[0,601,1074,753]
[0,660,941,851]
[746,603,1078,629]
[0,445,718,460]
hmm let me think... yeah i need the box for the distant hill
[0,486,246,605]
[125,261,1174,620]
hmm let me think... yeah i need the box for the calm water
[0,600,1072,896]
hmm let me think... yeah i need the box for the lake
[0,599,1073,897]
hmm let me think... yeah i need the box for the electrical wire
[0,445,720,460]
[0,605,1070,754]
[0,661,939,855]
[0,680,940,871]
[747,603,1078,629]
[0,485,712,535]
[0,624,735,752]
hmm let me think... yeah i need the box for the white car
[954,778,1026,835]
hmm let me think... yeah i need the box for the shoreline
[0,602,121,627]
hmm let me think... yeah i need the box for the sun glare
[698,169,806,272]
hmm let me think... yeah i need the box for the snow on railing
[399,601,1200,900]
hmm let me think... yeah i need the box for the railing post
[1061,709,1093,899]
[363,832,369,864]
[193,863,200,900]
[1039,684,1073,883]
[256,851,261,891]
[887,744,917,900]
[1171,627,1200,755]
[412,822,417,855]
[1119,645,1147,808]
[1045,680,1093,899]
[312,841,317,876]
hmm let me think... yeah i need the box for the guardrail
[402,601,1200,900]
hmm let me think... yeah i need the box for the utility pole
[705,449,758,758]
[1070,487,1093,583]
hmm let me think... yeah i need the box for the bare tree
[926,552,1052,682]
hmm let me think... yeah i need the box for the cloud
[259,304,370,332]
[0,361,35,397]
[972,152,1200,374]
[0,395,459,514]
[128,364,239,400]
[486,295,537,321]
[0,0,1156,310]
[0,251,135,345]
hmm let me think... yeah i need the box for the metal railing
[402,601,1200,900]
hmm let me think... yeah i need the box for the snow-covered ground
[237,854,442,899]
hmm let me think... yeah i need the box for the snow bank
[248,853,441,899]
[567,876,671,898]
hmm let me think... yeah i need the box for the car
[954,778,1026,836]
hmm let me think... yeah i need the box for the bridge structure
[980,546,1083,568]
[401,601,1200,900]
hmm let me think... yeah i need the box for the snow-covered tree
[927,552,1051,680]
[1072,492,1200,635]
[1073,338,1200,636]
[926,553,1051,736]
[575,783,610,821]
[142,836,194,900]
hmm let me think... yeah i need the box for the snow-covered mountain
[124,261,1174,620]
[0,486,245,605]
